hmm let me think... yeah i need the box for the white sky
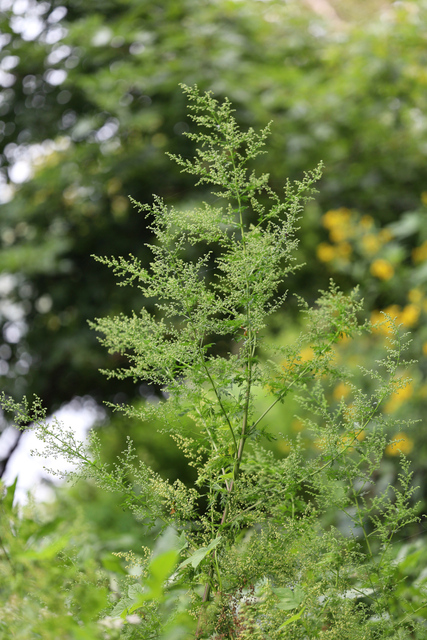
[1,397,101,504]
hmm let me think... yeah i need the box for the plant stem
[197,144,255,635]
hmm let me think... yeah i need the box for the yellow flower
[329,227,347,243]
[412,241,427,263]
[384,304,401,319]
[423,342,427,356]
[408,288,423,304]
[362,234,381,255]
[378,229,393,243]
[385,433,414,456]
[384,380,414,413]
[299,346,315,362]
[317,242,336,262]
[371,306,401,335]
[400,304,420,328]
[421,191,427,206]
[322,208,351,230]
[370,258,394,281]
[333,382,352,401]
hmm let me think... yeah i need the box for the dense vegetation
[1,1,427,637]
[2,84,427,639]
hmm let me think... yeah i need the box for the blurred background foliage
[2,0,427,633]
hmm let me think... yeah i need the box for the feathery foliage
[1,85,425,638]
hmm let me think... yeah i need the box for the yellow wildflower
[329,226,350,243]
[317,242,336,262]
[384,380,414,413]
[370,258,394,281]
[412,241,427,263]
[408,288,423,304]
[371,306,401,335]
[299,346,315,362]
[385,433,414,456]
[384,304,401,319]
[333,382,352,400]
[362,234,381,255]
[322,208,351,230]
[400,304,420,328]
[421,191,427,206]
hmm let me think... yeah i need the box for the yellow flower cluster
[317,242,352,262]
[332,381,352,400]
[385,432,414,456]
[317,208,394,273]
[370,258,394,281]
[408,288,423,303]
[317,208,353,263]
[322,207,352,234]
[371,302,422,333]
[412,240,427,263]
[362,234,382,254]
[384,379,414,413]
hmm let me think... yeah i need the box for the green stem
[202,360,238,456]
[197,142,254,635]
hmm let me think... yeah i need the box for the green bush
[0,479,111,640]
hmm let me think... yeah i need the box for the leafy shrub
[0,479,111,640]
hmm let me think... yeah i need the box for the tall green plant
[1,85,424,638]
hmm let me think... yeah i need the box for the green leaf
[179,536,222,570]
[277,605,306,631]
[110,597,134,619]
[124,548,180,615]
[272,586,305,610]
[148,549,179,597]
[128,583,144,599]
